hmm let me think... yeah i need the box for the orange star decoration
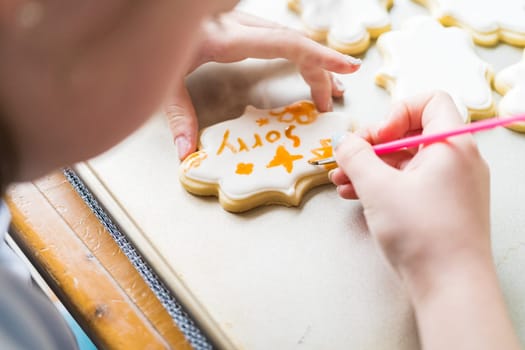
[256,118,269,127]
[309,139,337,170]
[236,162,254,175]
[266,145,303,173]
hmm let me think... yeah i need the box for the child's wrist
[399,248,494,304]
[400,251,520,350]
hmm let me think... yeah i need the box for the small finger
[329,168,350,186]
[219,25,361,73]
[337,184,358,200]
[165,84,199,160]
[334,132,398,197]
[300,66,333,112]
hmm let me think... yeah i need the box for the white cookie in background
[288,0,393,55]
[413,0,525,47]
[179,101,352,212]
[494,51,525,132]
[376,16,495,122]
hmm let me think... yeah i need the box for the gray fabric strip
[63,168,213,350]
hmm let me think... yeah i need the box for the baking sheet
[76,0,525,348]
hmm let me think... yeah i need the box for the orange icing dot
[266,145,303,173]
[269,101,319,125]
[236,162,254,175]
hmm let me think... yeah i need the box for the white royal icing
[495,50,525,130]
[376,16,494,121]
[417,0,525,41]
[298,0,392,46]
[180,101,351,201]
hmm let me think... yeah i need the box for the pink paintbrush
[309,114,525,166]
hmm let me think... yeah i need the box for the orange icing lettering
[285,125,301,147]
[252,134,263,148]
[237,138,249,152]
[309,139,337,170]
[217,130,237,155]
[266,145,303,173]
[266,130,281,143]
[236,162,254,175]
[217,124,305,155]
[269,101,319,125]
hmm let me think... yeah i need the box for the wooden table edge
[5,171,192,350]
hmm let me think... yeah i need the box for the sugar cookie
[494,51,525,132]
[376,16,495,122]
[288,0,394,55]
[179,101,351,212]
[413,0,525,47]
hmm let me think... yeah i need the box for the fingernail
[328,169,336,182]
[346,55,362,65]
[333,77,345,93]
[331,131,347,150]
[175,136,190,159]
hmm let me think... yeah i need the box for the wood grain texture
[6,171,192,350]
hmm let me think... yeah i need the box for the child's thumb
[333,132,396,196]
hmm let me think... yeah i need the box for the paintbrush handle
[372,114,525,155]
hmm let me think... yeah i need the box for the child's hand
[165,11,361,159]
[330,91,491,287]
[331,91,521,349]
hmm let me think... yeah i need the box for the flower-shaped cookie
[494,50,525,132]
[288,0,394,55]
[376,16,495,122]
[413,0,525,46]
[179,101,351,212]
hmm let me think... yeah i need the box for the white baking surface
[76,0,525,348]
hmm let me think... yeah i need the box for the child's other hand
[330,91,491,289]
[166,11,361,160]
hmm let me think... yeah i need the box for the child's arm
[330,91,520,349]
